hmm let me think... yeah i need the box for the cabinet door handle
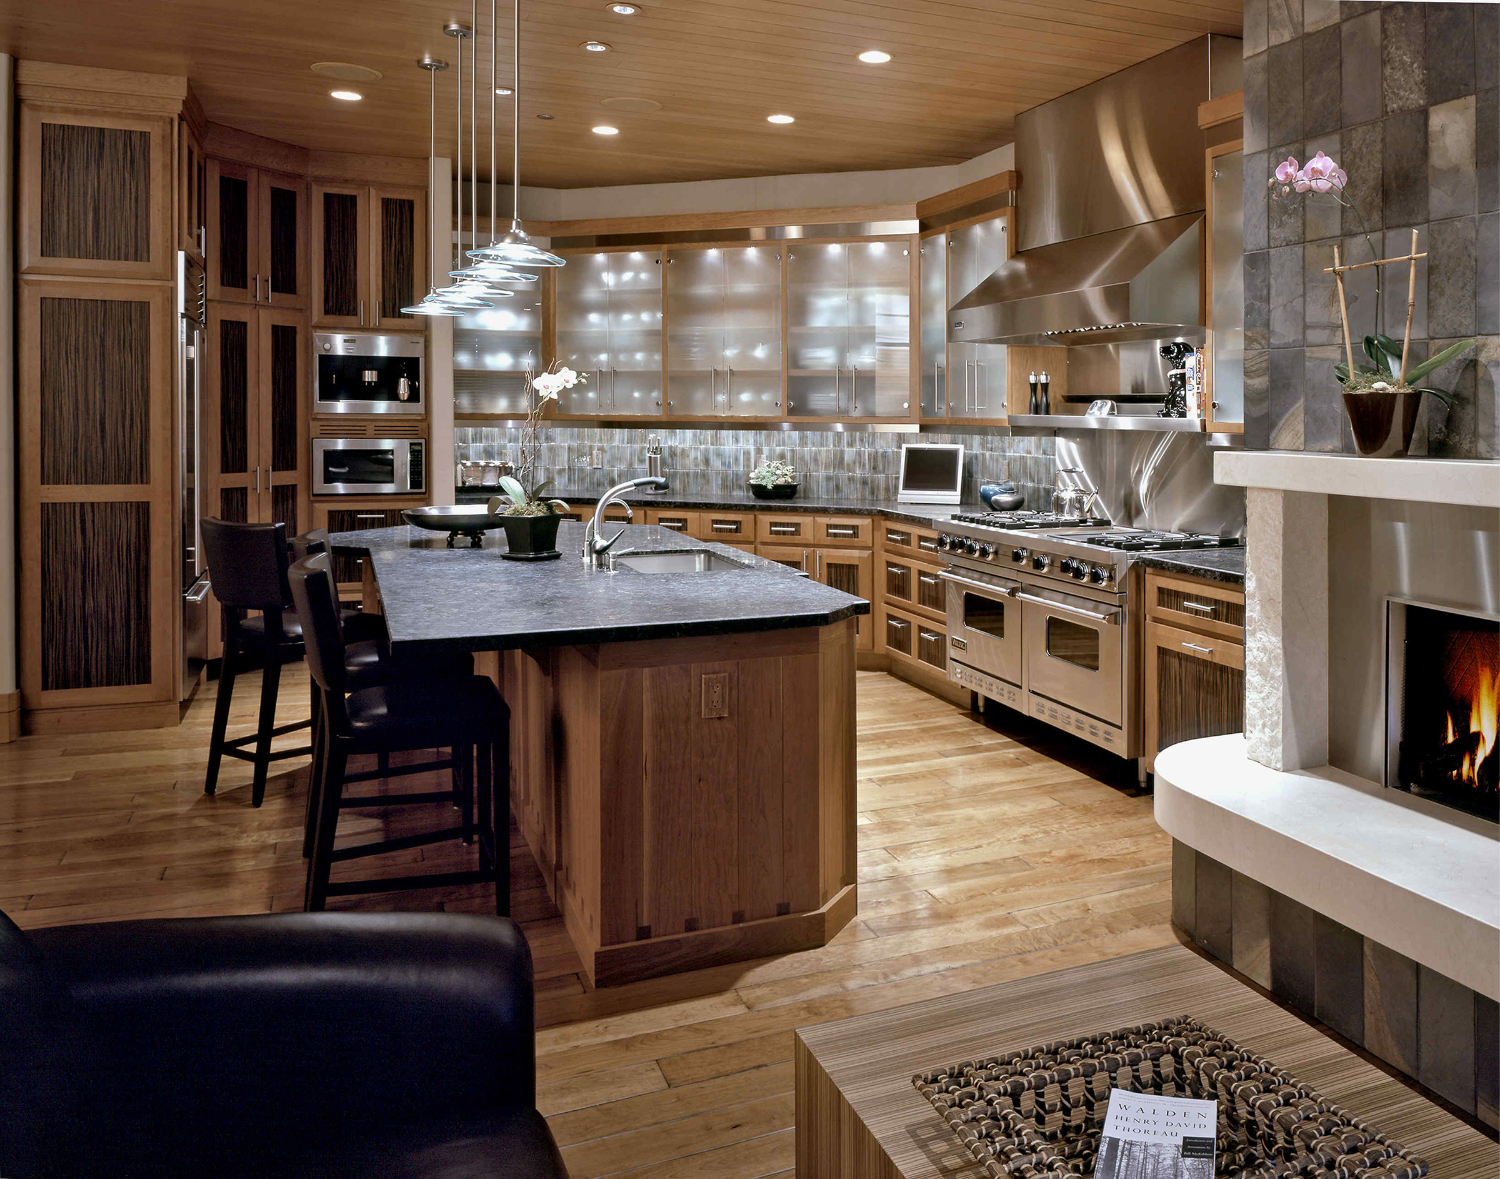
[1181,601,1215,613]
[934,363,944,416]
[834,364,841,414]
[375,300,381,326]
[918,573,940,587]
[359,299,365,326]
[886,530,910,546]
[769,523,798,535]
[710,521,739,532]
[1181,641,1213,654]
[267,275,273,306]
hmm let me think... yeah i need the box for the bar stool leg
[491,742,510,917]
[459,744,474,844]
[251,651,284,808]
[476,739,493,874]
[302,699,326,860]
[305,743,346,912]
[204,628,240,796]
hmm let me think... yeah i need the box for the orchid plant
[1268,150,1382,321]
[490,363,582,517]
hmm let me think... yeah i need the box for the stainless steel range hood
[952,36,1234,347]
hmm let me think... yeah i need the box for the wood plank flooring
[0,667,1174,1177]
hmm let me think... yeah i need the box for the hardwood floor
[0,667,1173,1178]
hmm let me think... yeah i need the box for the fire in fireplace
[1389,601,1499,822]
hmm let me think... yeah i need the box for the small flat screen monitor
[898,444,964,504]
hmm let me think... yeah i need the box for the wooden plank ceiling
[0,0,1242,187]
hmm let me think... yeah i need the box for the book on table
[1093,1088,1217,1179]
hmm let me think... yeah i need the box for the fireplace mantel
[1215,452,1499,509]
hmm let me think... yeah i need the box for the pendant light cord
[490,0,497,241]
[470,0,477,271]
[429,63,439,290]
[454,31,463,276]
[513,0,521,224]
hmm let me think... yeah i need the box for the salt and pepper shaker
[1028,371,1039,414]
[1038,370,1051,415]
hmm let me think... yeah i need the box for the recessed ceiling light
[311,62,383,82]
[858,49,891,64]
[608,2,639,12]
[767,113,795,124]
[536,113,555,120]
[495,86,513,95]
[330,89,363,101]
[593,125,620,135]
[581,40,611,52]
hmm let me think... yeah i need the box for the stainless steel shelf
[1007,413,1206,433]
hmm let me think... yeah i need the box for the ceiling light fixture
[857,50,891,63]
[581,40,611,52]
[399,57,465,316]
[330,89,363,101]
[592,125,619,135]
[468,0,566,270]
[608,3,638,12]
[767,113,795,124]
[495,86,513,95]
[311,62,383,81]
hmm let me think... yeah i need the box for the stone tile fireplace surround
[1156,452,1499,1127]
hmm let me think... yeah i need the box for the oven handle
[937,569,1021,597]
[1013,590,1120,625]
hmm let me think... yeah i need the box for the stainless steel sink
[608,548,753,574]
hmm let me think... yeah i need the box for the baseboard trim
[0,690,20,743]
[23,698,181,736]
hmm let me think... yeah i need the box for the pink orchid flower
[1274,156,1300,184]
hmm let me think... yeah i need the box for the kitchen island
[330,520,869,986]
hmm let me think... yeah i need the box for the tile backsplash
[454,427,1056,507]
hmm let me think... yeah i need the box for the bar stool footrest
[322,868,497,897]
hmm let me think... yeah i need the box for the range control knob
[1065,558,1088,580]
[1089,566,1110,585]
[976,543,994,560]
[963,538,980,556]
[1032,553,1051,571]
[938,534,955,550]
[1011,547,1030,563]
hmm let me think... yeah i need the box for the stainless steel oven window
[1045,616,1101,671]
[962,591,1006,639]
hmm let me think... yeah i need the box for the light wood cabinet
[813,548,873,651]
[207,161,308,310]
[699,511,757,543]
[665,244,782,417]
[757,544,812,575]
[1143,571,1246,772]
[756,513,816,546]
[180,121,206,258]
[882,552,945,624]
[643,508,699,537]
[312,182,426,330]
[880,520,944,564]
[813,515,873,547]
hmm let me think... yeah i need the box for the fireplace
[1387,599,1499,823]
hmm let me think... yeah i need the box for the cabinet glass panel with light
[919,211,1010,423]
[665,244,780,417]
[556,250,663,416]
[454,277,544,417]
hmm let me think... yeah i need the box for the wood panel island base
[496,620,857,987]
[336,520,867,988]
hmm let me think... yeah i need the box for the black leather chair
[0,909,568,1178]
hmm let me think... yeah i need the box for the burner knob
[1089,566,1110,584]
[1063,558,1087,579]
[1032,553,1051,571]
[962,539,980,556]
[1011,547,1029,563]
[938,534,954,550]
[976,543,994,560]
[1058,557,1076,575]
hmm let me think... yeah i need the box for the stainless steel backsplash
[1055,431,1247,536]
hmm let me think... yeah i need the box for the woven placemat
[912,1015,1429,1179]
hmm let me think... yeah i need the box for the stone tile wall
[1242,1,1499,456]
[454,427,1057,508]
[1174,840,1499,1128]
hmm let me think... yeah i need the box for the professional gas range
[936,510,1240,762]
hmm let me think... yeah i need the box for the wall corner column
[0,54,18,741]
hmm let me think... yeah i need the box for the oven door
[941,566,1022,686]
[1019,582,1124,727]
[313,438,419,495]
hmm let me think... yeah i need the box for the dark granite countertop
[328,520,870,653]
[1132,548,1245,586]
[454,487,980,529]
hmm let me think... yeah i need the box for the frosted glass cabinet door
[665,248,725,415]
[453,285,543,416]
[786,244,848,417]
[919,233,948,418]
[722,245,782,416]
[949,342,1008,420]
[947,215,1009,306]
[846,241,910,418]
[556,253,613,415]
[1209,149,1244,427]
[606,250,663,415]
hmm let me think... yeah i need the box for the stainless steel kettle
[1051,466,1102,520]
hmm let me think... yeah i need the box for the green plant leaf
[1403,338,1476,384]
[1372,333,1403,358]
[528,479,553,500]
[1411,385,1458,406]
[547,499,570,514]
[498,475,528,506]
[1333,362,1379,386]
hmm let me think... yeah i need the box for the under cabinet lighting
[857,50,891,63]
[330,89,363,101]
[767,113,795,124]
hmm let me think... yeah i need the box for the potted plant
[749,458,799,500]
[486,363,582,560]
[1270,153,1474,456]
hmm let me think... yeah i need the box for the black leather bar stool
[289,555,511,915]
[201,519,312,808]
[290,529,387,646]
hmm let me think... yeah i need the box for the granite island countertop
[455,486,983,529]
[329,520,870,654]
[1132,547,1245,586]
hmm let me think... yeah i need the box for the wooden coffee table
[794,943,1495,1178]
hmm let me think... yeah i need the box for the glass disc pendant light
[467,0,565,268]
[432,17,500,309]
[399,56,465,316]
[451,0,537,287]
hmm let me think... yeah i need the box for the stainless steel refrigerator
[179,250,210,700]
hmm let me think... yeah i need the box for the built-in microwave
[312,438,427,496]
[314,332,425,415]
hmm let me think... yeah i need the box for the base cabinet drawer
[881,520,944,564]
[700,511,756,542]
[885,610,914,658]
[814,515,873,547]
[757,513,815,545]
[916,622,947,672]
[644,508,700,537]
[1145,571,1245,640]
[1144,618,1245,771]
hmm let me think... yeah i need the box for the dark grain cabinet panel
[39,501,152,691]
[263,173,306,307]
[374,189,424,325]
[211,162,252,299]
[312,183,369,328]
[216,312,252,475]
[39,296,150,485]
[21,106,172,280]
[207,163,307,308]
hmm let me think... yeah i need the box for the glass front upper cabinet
[453,276,543,416]
[1208,147,1244,430]
[919,231,947,419]
[787,240,911,419]
[555,250,663,416]
[665,245,781,416]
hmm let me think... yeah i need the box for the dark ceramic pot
[750,482,799,500]
[499,512,563,561]
[979,482,1024,511]
[1342,390,1423,457]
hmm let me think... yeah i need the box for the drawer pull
[887,618,910,630]
[918,573,939,586]
[354,514,385,523]
[710,521,740,532]
[825,525,858,538]
[1182,601,1215,613]
[660,519,687,529]
[769,523,799,535]
[886,530,911,546]
[1181,641,1213,654]
[917,537,940,552]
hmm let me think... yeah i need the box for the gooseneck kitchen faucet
[584,477,669,568]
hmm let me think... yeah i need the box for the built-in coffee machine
[314,333,425,415]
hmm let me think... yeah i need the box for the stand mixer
[1158,341,1195,418]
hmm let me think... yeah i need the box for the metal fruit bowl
[401,504,507,548]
